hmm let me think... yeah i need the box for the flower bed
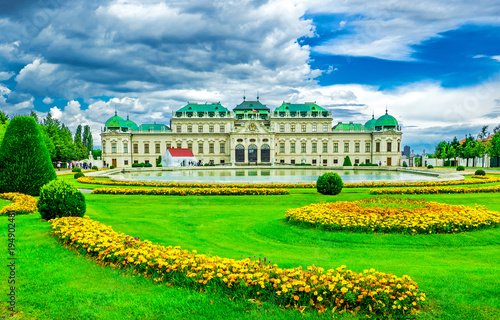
[51,216,425,317]
[0,193,38,215]
[57,170,96,176]
[369,185,500,195]
[285,198,500,234]
[91,187,289,196]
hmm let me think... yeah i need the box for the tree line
[434,125,500,167]
[0,110,97,163]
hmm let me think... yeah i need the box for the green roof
[375,111,398,129]
[364,116,377,130]
[234,100,269,111]
[105,112,127,129]
[125,115,139,130]
[274,102,328,113]
[333,123,365,132]
[176,102,230,113]
[139,123,169,131]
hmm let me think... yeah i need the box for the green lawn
[2,187,500,319]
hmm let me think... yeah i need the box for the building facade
[101,99,402,167]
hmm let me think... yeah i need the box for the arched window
[261,144,270,163]
[235,144,245,162]
[248,144,257,163]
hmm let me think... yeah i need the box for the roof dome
[364,115,377,130]
[125,115,139,130]
[105,112,128,129]
[375,110,398,129]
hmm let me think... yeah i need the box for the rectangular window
[145,160,149,164]
[188,143,192,151]
[112,143,117,153]
[387,142,392,152]
[220,125,225,133]
[220,142,225,153]
[290,125,295,132]
[198,125,203,133]
[198,142,204,154]
[312,142,317,153]
[220,160,225,164]
[323,125,328,132]
[365,143,370,153]
[209,125,214,133]
[187,125,192,133]
[280,125,285,132]
[355,142,360,153]
[355,159,360,164]
[322,142,327,153]
[312,159,317,165]
[134,160,138,164]
[366,159,370,164]
[312,125,317,132]
[280,142,285,153]
[333,159,338,164]
[144,143,149,154]
[323,159,327,165]
[291,159,296,164]
[376,142,380,152]
[333,143,338,153]
[155,143,160,154]
[209,143,214,154]
[166,143,171,150]
[302,125,306,132]
[280,159,285,164]
[124,160,128,165]
[291,142,295,153]
[301,142,306,153]
[123,143,128,154]
[102,143,106,154]
[398,142,400,152]
[176,142,182,149]
[176,125,181,133]
[133,144,138,154]
[344,143,349,153]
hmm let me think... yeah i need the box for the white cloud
[43,96,54,104]
[491,55,500,62]
[0,71,14,81]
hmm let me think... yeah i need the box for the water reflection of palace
[101,97,402,167]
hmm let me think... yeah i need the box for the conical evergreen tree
[0,116,57,196]
[343,155,352,166]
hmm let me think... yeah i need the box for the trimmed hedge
[457,166,465,171]
[475,169,486,176]
[74,172,85,179]
[38,180,86,220]
[316,172,343,195]
[0,116,56,196]
[342,155,352,166]
[72,167,82,172]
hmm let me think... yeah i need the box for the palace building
[101,98,402,167]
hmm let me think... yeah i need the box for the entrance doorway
[387,157,392,166]
[112,159,117,167]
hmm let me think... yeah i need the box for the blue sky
[1,0,500,152]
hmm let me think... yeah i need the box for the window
[312,142,317,153]
[333,159,338,164]
[124,160,128,165]
[398,142,401,152]
[198,125,203,133]
[166,143,171,150]
[355,142,360,153]
[291,142,296,153]
[209,143,214,153]
[188,142,192,151]
[123,143,128,154]
[133,144,138,154]
[376,142,380,152]
[323,125,328,132]
[355,159,360,164]
[280,142,285,153]
[344,143,349,153]
[145,160,149,164]
[333,143,338,153]
[187,125,192,133]
[280,159,285,164]
[322,142,327,153]
[177,142,182,149]
[220,160,225,164]
[312,125,317,132]
[323,159,327,165]
[366,159,370,164]
[198,142,204,153]
[312,159,317,165]
[112,143,117,153]
[301,142,306,153]
[291,159,296,164]
[133,160,138,164]
[387,142,392,152]
[220,125,225,133]
[144,143,149,154]
[280,125,284,132]
[220,142,225,153]
[290,125,295,132]
[365,143,370,153]
[102,143,106,154]
[155,143,160,154]
[302,125,306,132]
[177,125,181,133]
[209,125,214,133]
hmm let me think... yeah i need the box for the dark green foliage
[156,156,162,166]
[83,125,93,152]
[295,163,311,166]
[72,167,82,172]
[92,166,98,170]
[145,163,153,167]
[427,165,434,169]
[316,172,343,195]
[132,163,146,167]
[343,156,352,166]
[0,116,56,196]
[74,172,85,179]
[475,169,486,176]
[110,165,115,169]
[157,164,163,167]
[353,163,358,166]
[38,180,86,220]
[402,162,408,167]
[457,165,465,171]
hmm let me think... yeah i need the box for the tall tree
[30,110,39,124]
[74,125,83,144]
[0,110,8,124]
[435,141,448,164]
[488,132,500,164]
[478,125,489,140]
[83,125,93,153]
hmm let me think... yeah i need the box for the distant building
[403,145,411,157]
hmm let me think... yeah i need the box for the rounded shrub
[316,172,343,195]
[0,116,56,196]
[92,166,98,170]
[145,163,153,167]
[343,156,352,166]
[109,165,115,169]
[353,163,358,166]
[74,172,85,179]
[402,162,408,167]
[456,165,465,171]
[427,165,434,169]
[72,167,82,172]
[475,169,486,176]
[38,180,86,220]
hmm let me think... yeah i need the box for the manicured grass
[2,187,500,319]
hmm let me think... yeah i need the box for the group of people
[56,161,93,170]
[181,160,204,167]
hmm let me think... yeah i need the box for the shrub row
[51,216,425,318]
[370,185,500,195]
[285,198,500,234]
[0,193,38,215]
[91,187,289,196]
[132,163,153,167]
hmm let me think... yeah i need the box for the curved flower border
[91,187,289,196]
[370,185,500,195]
[0,192,38,215]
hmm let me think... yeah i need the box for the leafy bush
[456,165,465,171]
[342,156,352,166]
[475,169,486,176]
[295,163,312,166]
[145,163,152,167]
[403,161,408,167]
[38,180,86,220]
[353,163,358,166]
[157,164,163,167]
[156,156,162,166]
[0,116,56,196]
[72,167,81,172]
[92,166,98,170]
[74,172,85,179]
[427,165,434,169]
[316,172,343,195]
[109,165,115,169]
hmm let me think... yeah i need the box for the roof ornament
[257,91,259,101]
[385,104,388,115]
[243,89,246,101]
